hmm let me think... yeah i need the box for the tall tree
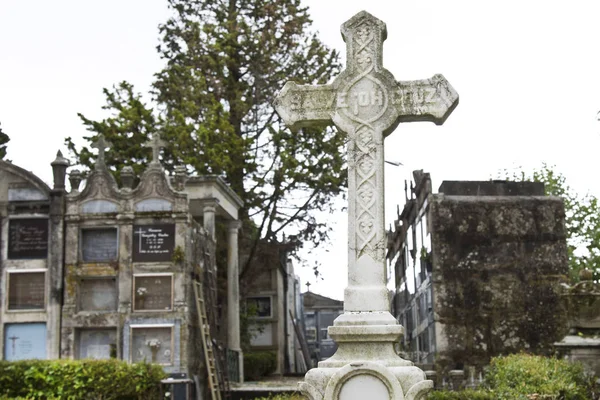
[66,0,346,272]
[0,122,10,160]
[501,164,600,282]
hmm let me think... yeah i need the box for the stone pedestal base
[300,312,432,400]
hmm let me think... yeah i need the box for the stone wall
[429,190,569,370]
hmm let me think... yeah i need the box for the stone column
[226,220,243,381]
[202,199,219,240]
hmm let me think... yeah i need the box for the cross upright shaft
[274,11,458,314]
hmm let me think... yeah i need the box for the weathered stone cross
[144,132,167,165]
[274,11,458,313]
[91,134,112,169]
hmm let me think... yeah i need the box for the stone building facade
[0,139,245,390]
[0,155,66,361]
[60,154,200,374]
[243,248,303,375]
[302,291,343,366]
[387,171,569,372]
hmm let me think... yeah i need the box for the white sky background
[2,1,600,301]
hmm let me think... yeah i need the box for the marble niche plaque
[8,219,48,259]
[133,275,173,311]
[81,228,118,262]
[78,329,117,359]
[78,278,118,311]
[8,271,45,310]
[132,224,175,262]
[250,323,273,347]
[4,323,46,361]
[131,326,173,365]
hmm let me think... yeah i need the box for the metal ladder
[193,280,221,400]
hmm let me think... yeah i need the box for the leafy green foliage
[500,164,600,282]
[243,351,277,381]
[0,122,10,160]
[485,353,595,399]
[65,81,158,185]
[427,390,495,400]
[428,353,597,400]
[0,359,166,399]
[66,0,346,275]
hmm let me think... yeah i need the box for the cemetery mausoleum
[387,170,569,374]
[0,138,256,394]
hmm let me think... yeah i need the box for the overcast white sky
[2,1,600,300]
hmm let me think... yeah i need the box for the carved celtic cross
[144,132,167,165]
[91,134,112,169]
[274,11,458,312]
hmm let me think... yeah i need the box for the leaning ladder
[203,267,232,399]
[193,281,221,400]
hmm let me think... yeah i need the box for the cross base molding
[299,312,433,399]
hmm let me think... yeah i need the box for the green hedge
[485,353,594,400]
[428,353,597,400]
[243,351,277,381]
[0,359,166,399]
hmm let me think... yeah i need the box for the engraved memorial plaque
[8,271,45,310]
[4,323,47,361]
[134,275,173,311]
[78,329,117,359]
[81,228,118,262]
[8,219,48,259]
[79,278,118,311]
[132,224,175,262]
[131,326,173,364]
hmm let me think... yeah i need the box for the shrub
[428,353,598,400]
[0,359,166,399]
[243,351,277,381]
[485,353,594,400]
[427,390,495,399]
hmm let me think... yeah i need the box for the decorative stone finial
[173,165,188,191]
[144,132,167,165]
[51,150,69,190]
[120,165,135,190]
[91,134,112,170]
[68,169,82,192]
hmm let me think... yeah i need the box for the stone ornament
[274,10,458,400]
[275,10,458,314]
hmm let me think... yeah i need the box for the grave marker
[91,134,112,169]
[8,271,45,310]
[8,219,49,259]
[132,224,175,262]
[274,11,458,400]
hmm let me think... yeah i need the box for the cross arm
[273,82,336,130]
[393,74,459,125]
